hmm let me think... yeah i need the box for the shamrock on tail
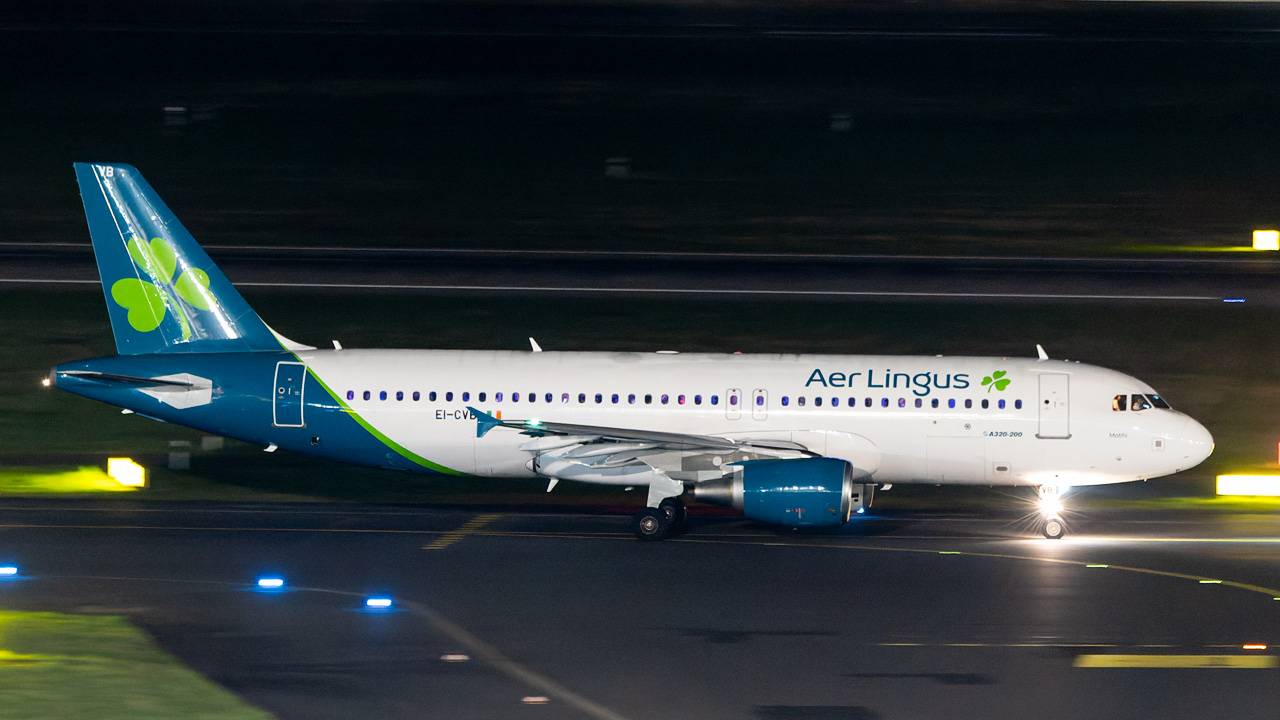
[981,370,1011,393]
[110,236,212,336]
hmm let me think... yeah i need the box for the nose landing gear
[1037,485,1067,539]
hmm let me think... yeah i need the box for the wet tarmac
[0,500,1276,720]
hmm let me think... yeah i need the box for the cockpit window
[1147,394,1171,410]
[1112,394,1128,412]
[1131,394,1153,411]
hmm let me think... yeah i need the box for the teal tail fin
[74,163,286,354]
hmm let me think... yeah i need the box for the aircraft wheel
[1042,516,1066,540]
[632,507,670,541]
[659,497,687,528]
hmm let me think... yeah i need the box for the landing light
[107,458,146,488]
[40,377,50,388]
[365,597,393,609]
[1216,474,1280,497]
[1038,497,1064,516]
[0,566,17,577]
[256,577,285,589]
[1243,644,1268,651]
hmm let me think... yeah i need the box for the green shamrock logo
[981,370,1011,393]
[110,237,212,338]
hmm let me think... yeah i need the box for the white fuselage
[295,350,1213,487]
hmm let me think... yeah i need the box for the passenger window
[711,395,719,405]
[578,393,586,403]
[429,391,437,402]
[798,397,806,407]
[679,395,686,405]
[462,392,470,402]
[694,395,702,405]
[1148,394,1171,410]
[396,391,404,401]
[881,398,888,408]
[1113,394,1128,412]
[628,394,636,404]
[948,399,955,409]
[413,391,420,401]
[513,393,520,402]
[612,394,619,404]
[831,397,839,407]
[363,391,371,401]
[1131,394,1152,411]
[594,393,603,404]
[757,395,764,407]
[561,393,569,404]
[964,399,972,409]
[478,392,487,402]
[496,392,503,402]
[346,390,354,401]
[545,393,553,403]
[931,398,938,408]
[898,398,905,408]
[914,398,922,408]
[445,392,453,402]
[782,396,790,407]
[645,394,652,405]
[661,394,670,405]
[813,397,821,407]
[865,398,873,408]
[727,395,734,406]
[998,399,1005,409]
[981,399,989,409]
[1014,399,1022,409]
[848,397,856,407]
[380,391,387,401]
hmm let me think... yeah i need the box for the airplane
[50,163,1215,541]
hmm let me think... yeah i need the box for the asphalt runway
[1,500,1277,720]
[3,243,1279,305]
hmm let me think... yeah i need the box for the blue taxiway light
[855,507,865,515]
[365,597,393,609]
[257,577,285,589]
[0,566,17,577]
[1223,298,1246,303]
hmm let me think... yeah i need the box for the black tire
[659,497,687,528]
[1042,516,1066,540]
[632,507,670,541]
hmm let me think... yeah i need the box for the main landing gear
[1037,485,1067,539]
[631,497,686,541]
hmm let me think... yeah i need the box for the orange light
[1254,230,1280,251]
[1243,644,1268,651]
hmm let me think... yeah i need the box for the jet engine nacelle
[694,457,873,527]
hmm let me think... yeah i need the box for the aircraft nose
[1178,416,1214,469]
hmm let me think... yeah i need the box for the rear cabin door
[273,361,306,428]
[1037,373,1070,439]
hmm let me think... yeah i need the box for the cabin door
[1037,373,1070,439]
[273,361,306,428]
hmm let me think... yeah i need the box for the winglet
[529,337,543,352]
[1036,344,1049,361]
[469,407,504,438]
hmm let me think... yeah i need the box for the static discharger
[107,457,146,488]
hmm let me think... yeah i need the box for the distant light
[0,566,17,577]
[1217,474,1280,497]
[1253,229,1279,251]
[1243,644,1268,650]
[440,653,470,662]
[526,419,542,428]
[1222,298,1246,303]
[938,551,961,555]
[40,377,50,387]
[1086,564,1109,568]
[257,578,284,589]
[107,458,146,488]
[1199,580,1222,584]
[522,696,550,705]
[365,597,393,609]
[855,507,865,514]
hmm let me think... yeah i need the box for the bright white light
[1217,474,1280,497]
[1243,644,1268,651]
[440,654,470,662]
[40,377,50,387]
[1038,497,1064,516]
[257,578,284,589]
[522,696,550,705]
[0,566,17,576]
[107,457,146,488]
[1254,230,1280,251]
[365,597,392,609]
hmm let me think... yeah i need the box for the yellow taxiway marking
[1074,654,1278,669]
[423,514,502,550]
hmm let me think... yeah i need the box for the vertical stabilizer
[74,163,284,354]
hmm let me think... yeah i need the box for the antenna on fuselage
[1035,344,1049,361]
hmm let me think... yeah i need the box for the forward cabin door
[273,361,306,428]
[1037,373,1070,439]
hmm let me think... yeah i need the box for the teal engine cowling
[693,458,873,527]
